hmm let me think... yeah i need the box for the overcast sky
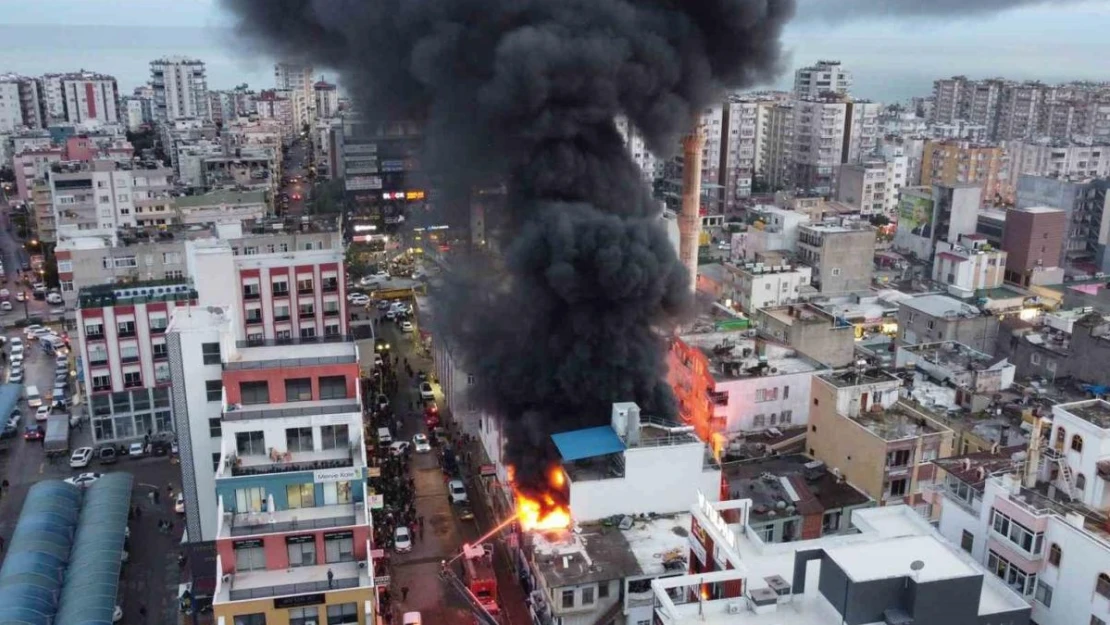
[0,0,1106,101]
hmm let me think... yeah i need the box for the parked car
[98,445,118,464]
[0,301,11,312]
[64,472,101,488]
[389,441,411,457]
[419,382,435,401]
[23,325,44,339]
[128,442,145,458]
[23,425,44,441]
[34,405,50,422]
[175,493,185,514]
[394,526,413,553]
[457,505,475,521]
[448,479,469,504]
[0,424,17,440]
[412,434,431,453]
[7,409,21,429]
[69,447,94,468]
[400,320,414,332]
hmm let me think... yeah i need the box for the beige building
[807,369,954,512]
[795,220,876,294]
[921,139,1011,206]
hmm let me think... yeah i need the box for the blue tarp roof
[552,426,626,461]
[55,472,132,625]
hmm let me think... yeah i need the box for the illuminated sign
[406,191,425,200]
[697,490,737,552]
[353,225,378,232]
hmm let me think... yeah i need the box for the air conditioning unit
[726,603,743,615]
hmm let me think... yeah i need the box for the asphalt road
[0,327,185,625]
[282,140,310,217]
[0,208,54,324]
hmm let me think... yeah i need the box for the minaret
[679,125,705,293]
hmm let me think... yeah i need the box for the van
[41,335,67,356]
[377,427,393,445]
[25,386,42,408]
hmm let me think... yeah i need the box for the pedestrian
[153,490,160,505]
[138,605,146,621]
[327,568,335,589]
[401,586,409,602]
[135,506,142,519]
[418,515,424,530]
[148,491,155,505]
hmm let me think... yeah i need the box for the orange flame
[710,432,726,464]
[509,465,572,532]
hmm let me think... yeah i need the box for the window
[123,371,142,388]
[321,424,349,450]
[991,509,1044,555]
[1072,434,1084,452]
[325,532,355,563]
[206,380,222,402]
[561,589,575,609]
[152,342,168,358]
[888,478,907,497]
[960,530,974,553]
[319,375,347,400]
[752,414,766,428]
[298,302,315,316]
[117,320,136,336]
[830,267,841,277]
[202,342,220,365]
[780,410,793,424]
[274,304,291,320]
[85,323,103,337]
[1031,352,1042,365]
[273,280,289,295]
[887,449,911,467]
[288,606,318,625]
[1093,617,1107,625]
[243,283,260,298]
[285,378,313,402]
[91,373,111,392]
[234,541,266,571]
[240,381,270,405]
[327,603,359,625]
[1035,580,1053,607]
[582,587,595,605]
[988,550,1037,596]
[325,323,341,337]
[1048,543,1061,566]
[286,427,314,452]
[1077,473,1087,491]
[300,326,317,339]
[235,487,265,513]
[782,385,789,399]
[1097,573,1110,600]
[234,614,266,625]
[213,452,222,471]
[162,251,181,264]
[235,431,266,456]
[598,581,609,599]
[755,387,778,402]
[297,277,314,293]
[208,418,221,437]
[323,481,352,505]
[287,483,316,509]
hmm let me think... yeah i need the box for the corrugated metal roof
[0,481,82,625]
[55,473,133,625]
[551,426,626,462]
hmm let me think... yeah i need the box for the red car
[424,404,440,429]
[23,425,44,441]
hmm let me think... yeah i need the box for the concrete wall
[898,307,1000,353]
[806,381,886,501]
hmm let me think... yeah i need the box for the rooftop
[818,367,902,389]
[850,402,951,442]
[174,189,268,209]
[810,290,910,322]
[932,446,1027,493]
[530,525,643,588]
[620,514,692,579]
[899,341,999,372]
[1057,399,1110,429]
[899,293,982,318]
[722,455,871,522]
[759,303,852,328]
[678,332,822,382]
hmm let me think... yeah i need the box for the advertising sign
[346,176,383,191]
[314,467,361,483]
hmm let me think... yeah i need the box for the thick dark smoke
[796,0,1091,20]
[221,0,795,504]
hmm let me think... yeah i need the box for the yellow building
[807,369,954,511]
[921,139,1012,206]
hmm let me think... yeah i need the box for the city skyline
[0,0,1107,102]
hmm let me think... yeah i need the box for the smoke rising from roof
[220,0,794,500]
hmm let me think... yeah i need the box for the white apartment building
[734,205,810,260]
[932,234,1007,298]
[793,60,852,99]
[1006,140,1110,190]
[935,400,1110,625]
[274,62,314,113]
[791,97,880,196]
[761,101,794,191]
[253,90,296,139]
[58,71,119,125]
[615,116,662,184]
[0,74,45,131]
[836,156,909,216]
[150,57,210,122]
[314,80,339,120]
[732,261,812,313]
[846,100,882,164]
[49,160,175,236]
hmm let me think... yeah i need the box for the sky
[0,0,1107,102]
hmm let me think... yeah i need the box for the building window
[152,342,168,358]
[1097,573,1110,599]
[960,530,974,553]
[273,280,289,296]
[1072,434,1084,452]
[202,342,220,364]
[990,509,1044,555]
[1048,543,1061,567]
[561,589,574,609]
[205,380,222,402]
[1077,473,1087,491]
[888,478,908,497]
[299,302,315,316]
[321,424,349,450]
[325,532,355,563]
[233,614,267,625]
[752,414,765,428]
[582,587,595,605]
[117,321,136,336]
[780,410,793,424]
[300,326,317,339]
[327,603,359,625]
[235,487,265,513]
[288,606,318,625]
[988,550,1037,596]
[1031,352,1041,365]
[285,378,313,402]
[297,277,314,293]
[887,449,911,467]
[123,371,142,388]
[286,427,314,452]
[319,375,347,400]
[208,418,221,438]
[235,431,266,456]
[598,581,609,599]
[234,541,266,572]
[287,483,316,509]
[240,381,270,405]
[1035,580,1053,607]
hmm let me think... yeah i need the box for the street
[280,139,311,217]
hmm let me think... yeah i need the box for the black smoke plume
[221,0,795,506]
[795,0,1090,20]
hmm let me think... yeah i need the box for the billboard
[898,193,934,238]
[346,176,383,191]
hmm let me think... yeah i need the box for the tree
[869,214,891,227]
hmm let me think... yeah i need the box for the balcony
[273,314,291,322]
[223,397,361,423]
[89,357,109,366]
[243,290,261,301]
[324,309,340,317]
[149,325,167,334]
[297,286,315,295]
[92,384,112,393]
[235,334,352,349]
[299,310,316,319]
[123,380,144,389]
[152,350,168,361]
[117,328,136,338]
[245,316,264,325]
[217,559,369,603]
[223,353,356,371]
[221,499,366,538]
[120,355,140,365]
[322,281,339,293]
[225,444,357,478]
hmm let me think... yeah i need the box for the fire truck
[462,543,500,619]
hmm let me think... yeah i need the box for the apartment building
[898,294,1000,353]
[667,331,826,440]
[795,220,876,294]
[151,57,210,122]
[59,71,120,125]
[274,61,315,126]
[921,139,1011,206]
[808,369,954,510]
[734,205,810,260]
[1006,140,1110,190]
[793,60,852,99]
[934,401,1110,625]
[314,80,339,120]
[1001,206,1067,287]
[893,183,982,261]
[996,83,1047,142]
[48,160,175,236]
[835,156,909,216]
[761,100,794,191]
[932,234,1007,298]
[254,89,296,139]
[730,258,812,313]
[756,303,857,368]
[0,73,46,130]
[1017,175,1110,272]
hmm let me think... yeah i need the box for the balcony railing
[223,354,356,371]
[150,325,167,334]
[324,309,340,317]
[89,357,109,366]
[224,400,360,422]
[246,317,263,325]
[227,575,361,602]
[243,291,261,300]
[120,356,140,364]
[124,380,144,389]
[322,282,338,293]
[297,287,315,295]
[228,512,358,537]
[117,328,136,338]
[92,384,112,393]
[235,334,352,349]
[274,314,291,322]
[230,454,353,477]
[152,351,168,361]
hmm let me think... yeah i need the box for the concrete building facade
[795,220,876,294]
[793,60,852,99]
[921,139,1011,206]
[1001,206,1067,287]
[898,294,1000,353]
[150,57,210,122]
[1016,175,1110,272]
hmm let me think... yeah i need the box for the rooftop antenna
[908,560,925,588]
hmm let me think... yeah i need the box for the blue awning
[552,426,626,462]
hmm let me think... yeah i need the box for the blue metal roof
[0,480,82,625]
[0,383,23,417]
[551,426,626,461]
[55,472,133,625]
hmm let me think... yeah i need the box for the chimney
[679,124,705,293]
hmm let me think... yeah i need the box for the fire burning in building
[510,465,572,532]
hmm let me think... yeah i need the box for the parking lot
[0,324,186,624]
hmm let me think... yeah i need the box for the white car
[8,368,23,384]
[23,325,44,339]
[412,434,431,453]
[419,382,435,401]
[46,293,63,305]
[0,301,11,312]
[128,442,145,458]
[69,446,94,468]
[358,275,379,287]
[32,328,54,342]
[0,288,9,298]
[175,493,185,514]
[377,394,389,411]
[7,410,20,429]
[351,294,371,306]
[394,525,413,553]
[448,479,469,504]
[400,320,414,332]
[114,605,123,623]
[9,337,23,353]
[64,472,101,488]
[389,441,411,457]
[372,270,390,280]
[34,405,50,422]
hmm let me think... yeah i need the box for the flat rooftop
[760,303,848,328]
[932,446,1026,493]
[1058,399,1110,429]
[531,525,643,588]
[174,189,267,208]
[620,514,692,578]
[810,290,909,322]
[723,455,870,522]
[852,403,951,441]
[818,367,901,389]
[901,341,997,371]
[679,332,822,382]
[900,293,982,318]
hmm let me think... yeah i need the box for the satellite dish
[910,560,925,572]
